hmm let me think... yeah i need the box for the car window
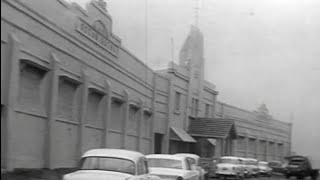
[80,157,135,175]
[147,158,183,169]
[219,158,240,165]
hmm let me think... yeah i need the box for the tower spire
[193,0,201,27]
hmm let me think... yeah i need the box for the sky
[70,0,320,166]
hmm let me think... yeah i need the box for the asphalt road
[210,175,320,180]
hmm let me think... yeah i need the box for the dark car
[269,161,285,174]
[284,155,319,180]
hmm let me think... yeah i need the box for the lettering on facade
[76,18,119,56]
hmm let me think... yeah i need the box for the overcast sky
[70,0,320,165]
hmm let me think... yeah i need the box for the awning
[207,138,217,146]
[170,127,196,143]
[189,118,237,139]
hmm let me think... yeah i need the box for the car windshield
[80,157,135,175]
[259,162,268,167]
[269,162,281,167]
[147,158,183,169]
[188,157,197,165]
[289,159,305,165]
[244,160,257,165]
[219,158,240,164]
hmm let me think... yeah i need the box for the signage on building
[76,18,119,57]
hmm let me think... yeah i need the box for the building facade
[215,102,292,161]
[1,0,291,175]
[1,0,171,171]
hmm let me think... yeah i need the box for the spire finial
[193,0,201,27]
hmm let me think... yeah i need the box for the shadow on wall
[1,168,76,180]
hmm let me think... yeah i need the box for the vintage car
[146,154,200,180]
[215,156,245,180]
[242,158,259,177]
[269,160,285,174]
[63,148,161,180]
[175,153,207,180]
[258,161,272,177]
[284,155,319,180]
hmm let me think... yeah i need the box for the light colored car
[242,158,259,177]
[175,153,207,180]
[146,154,200,180]
[258,161,272,177]
[63,148,161,180]
[215,156,245,180]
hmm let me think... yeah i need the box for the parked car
[242,158,259,177]
[146,154,200,180]
[63,148,161,180]
[215,156,245,180]
[175,153,207,180]
[269,160,285,174]
[258,161,272,177]
[284,155,319,180]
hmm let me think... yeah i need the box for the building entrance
[154,133,163,154]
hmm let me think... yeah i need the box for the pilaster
[245,134,249,157]
[78,71,89,156]
[150,75,157,153]
[122,90,129,149]
[103,80,111,147]
[4,33,21,171]
[136,100,143,152]
[47,53,60,169]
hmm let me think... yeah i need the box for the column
[47,53,60,169]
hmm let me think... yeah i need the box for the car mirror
[191,164,197,171]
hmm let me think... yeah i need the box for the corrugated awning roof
[170,127,197,143]
[189,118,237,139]
[207,138,217,146]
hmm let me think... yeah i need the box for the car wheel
[285,174,290,179]
[296,175,304,180]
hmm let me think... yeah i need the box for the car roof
[286,155,307,160]
[175,153,200,160]
[259,161,268,164]
[146,154,185,161]
[82,148,144,162]
[220,156,242,160]
[244,158,258,161]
